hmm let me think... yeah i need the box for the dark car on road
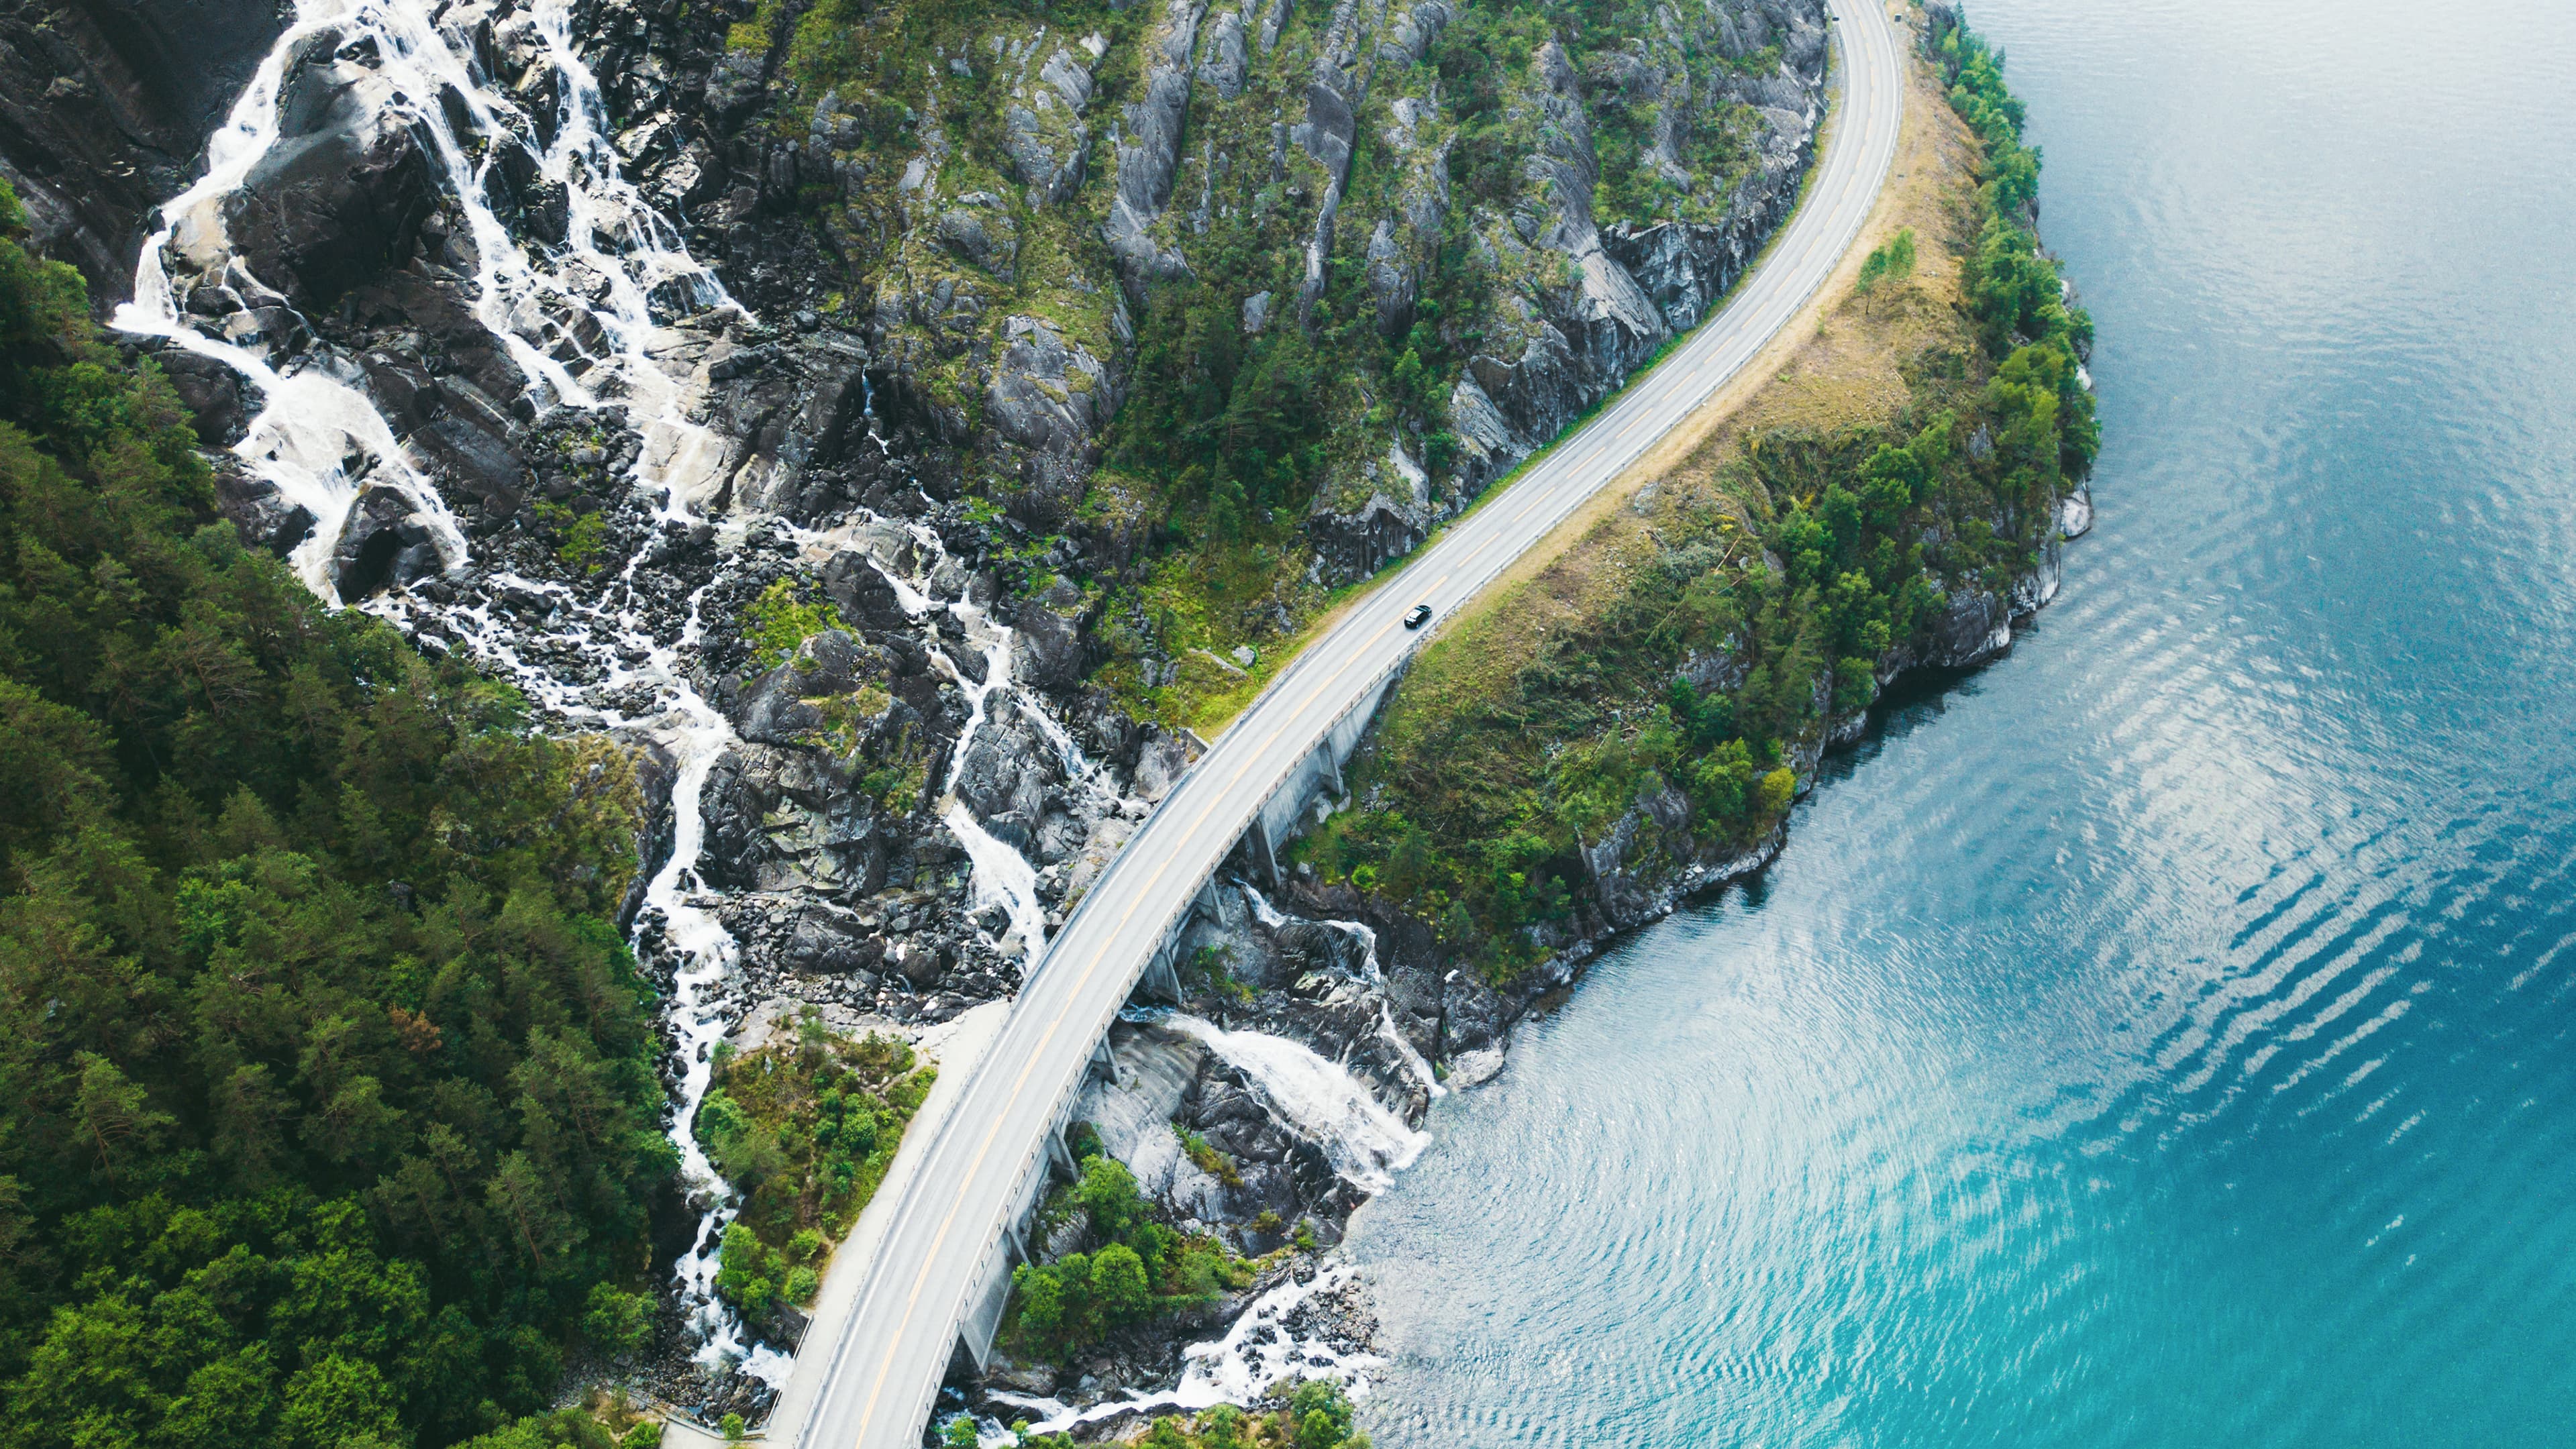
[1404,604,1433,629]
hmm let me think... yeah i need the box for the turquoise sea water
[1345,0,2576,1442]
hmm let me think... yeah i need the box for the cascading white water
[110,0,1172,1416]
[983,1258,1385,1440]
[1164,1014,1428,1192]
[935,624,1055,960]
[111,0,735,594]
[103,0,810,1400]
[788,507,1134,970]
[1239,885,1445,1101]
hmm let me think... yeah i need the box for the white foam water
[984,1258,1384,1440]
[1164,1015,1428,1193]
[105,0,799,1399]
[111,0,730,598]
[935,622,1053,959]
[1238,885,1445,1101]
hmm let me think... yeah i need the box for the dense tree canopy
[0,180,670,1449]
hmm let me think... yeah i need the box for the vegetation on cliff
[707,0,1829,729]
[977,1377,1368,1449]
[0,181,674,1449]
[694,1013,934,1317]
[999,1139,1256,1360]
[1289,6,2094,979]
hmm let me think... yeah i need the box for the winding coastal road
[784,1,1906,1442]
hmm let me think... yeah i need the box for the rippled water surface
[1346,0,2576,1442]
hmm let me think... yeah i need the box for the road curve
[789,3,1906,1444]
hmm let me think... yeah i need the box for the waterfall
[985,1259,1385,1438]
[102,0,802,1402]
[105,0,1130,1411]
[935,622,1053,960]
[788,507,1138,970]
[1238,885,1445,1101]
[110,0,731,596]
[1164,1015,1428,1193]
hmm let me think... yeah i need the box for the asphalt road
[785,2,1906,1442]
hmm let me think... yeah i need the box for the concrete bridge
[772,1,1905,1439]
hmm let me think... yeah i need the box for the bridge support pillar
[1139,943,1184,1004]
[1046,1122,1080,1180]
[1087,1034,1121,1088]
[1192,875,1228,928]
[1243,816,1281,889]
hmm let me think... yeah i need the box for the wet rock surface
[15,0,1859,1428]
[0,0,289,303]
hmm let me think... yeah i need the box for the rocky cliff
[0,0,1849,1044]
[1204,0,2102,1159]
[1,0,1848,1421]
[0,0,287,302]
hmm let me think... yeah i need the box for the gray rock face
[981,315,1115,525]
[1288,0,1372,317]
[700,742,889,896]
[1101,0,1206,297]
[1601,72,1816,331]
[212,464,317,557]
[1010,598,1086,690]
[1926,584,2014,667]
[0,0,289,303]
[1377,0,1455,66]
[1360,97,1452,341]
[216,28,444,312]
[1005,46,1097,204]
[1306,437,1435,578]
[330,483,445,600]
[1195,8,1249,99]
[1305,3,1828,580]
[705,331,876,521]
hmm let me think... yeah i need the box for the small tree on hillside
[1855,228,1920,315]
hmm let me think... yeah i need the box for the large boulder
[699,742,886,896]
[212,464,315,557]
[821,550,915,633]
[156,346,260,445]
[329,483,443,600]
[1010,600,1086,691]
[951,692,1061,840]
[982,316,1115,526]
[1004,46,1096,205]
[216,27,444,312]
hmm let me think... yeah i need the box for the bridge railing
[912,647,1417,1391]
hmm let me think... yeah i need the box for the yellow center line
[852,14,1902,1434]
